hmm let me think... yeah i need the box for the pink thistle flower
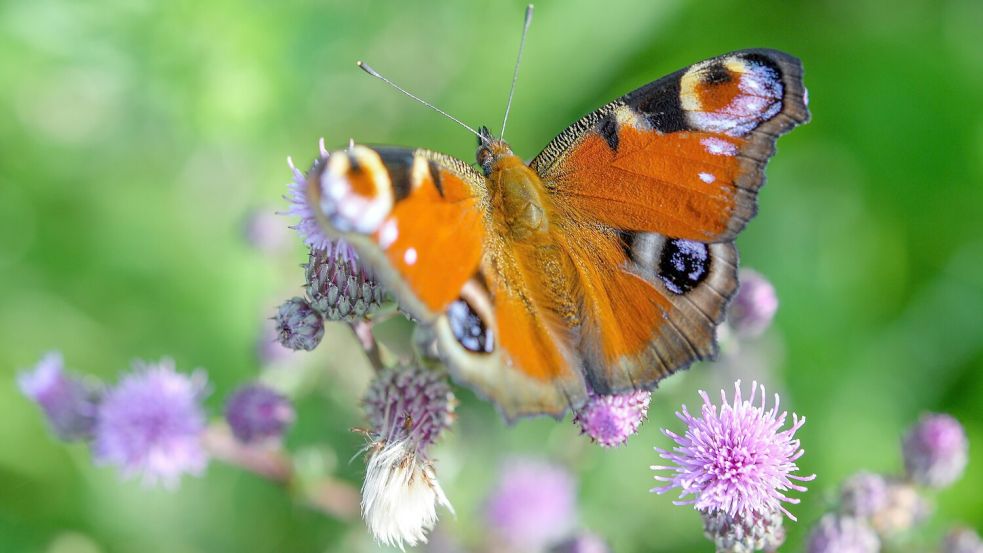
[902,412,968,488]
[806,514,879,553]
[486,458,577,551]
[651,381,815,520]
[224,384,295,445]
[18,351,100,441]
[93,359,209,488]
[284,139,334,252]
[728,270,779,337]
[573,389,651,447]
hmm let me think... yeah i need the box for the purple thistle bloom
[550,533,610,553]
[805,514,879,553]
[728,270,779,337]
[902,412,968,488]
[943,527,983,553]
[573,389,650,447]
[18,352,100,441]
[284,140,334,252]
[224,384,294,444]
[273,296,324,352]
[485,458,577,551]
[651,380,815,520]
[839,471,889,518]
[93,359,209,488]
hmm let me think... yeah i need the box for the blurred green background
[1,0,981,551]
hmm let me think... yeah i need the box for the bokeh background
[1,0,981,551]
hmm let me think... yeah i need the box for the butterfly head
[476,125,515,177]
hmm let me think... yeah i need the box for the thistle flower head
[273,297,324,351]
[943,527,982,553]
[305,245,384,322]
[805,514,880,553]
[728,270,779,337]
[362,366,455,453]
[93,359,209,488]
[573,389,650,448]
[284,141,333,251]
[360,366,456,549]
[651,380,815,520]
[550,533,611,553]
[18,351,100,441]
[902,412,968,488]
[839,471,889,518]
[224,384,294,444]
[485,458,577,551]
[702,507,786,553]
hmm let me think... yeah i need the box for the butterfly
[304,43,809,420]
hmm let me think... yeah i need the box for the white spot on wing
[701,137,737,156]
[404,247,417,265]
[378,218,398,249]
[699,172,716,184]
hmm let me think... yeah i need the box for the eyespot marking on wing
[447,298,495,354]
[318,145,393,233]
[680,55,784,137]
[658,239,710,295]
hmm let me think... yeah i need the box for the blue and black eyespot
[658,239,710,295]
[448,297,494,354]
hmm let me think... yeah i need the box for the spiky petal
[651,381,815,520]
[283,141,333,251]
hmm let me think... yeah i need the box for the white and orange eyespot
[319,145,394,234]
[680,55,784,137]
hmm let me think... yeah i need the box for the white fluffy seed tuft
[361,440,454,550]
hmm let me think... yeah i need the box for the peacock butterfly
[301,9,809,421]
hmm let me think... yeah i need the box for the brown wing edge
[580,237,740,395]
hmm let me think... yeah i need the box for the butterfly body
[306,49,809,420]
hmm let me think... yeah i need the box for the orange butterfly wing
[306,145,585,419]
[532,49,809,393]
[532,49,808,241]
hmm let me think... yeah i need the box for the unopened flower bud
[274,297,324,351]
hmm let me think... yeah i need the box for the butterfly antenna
[357,61,485,143]
[500,4,534,140]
